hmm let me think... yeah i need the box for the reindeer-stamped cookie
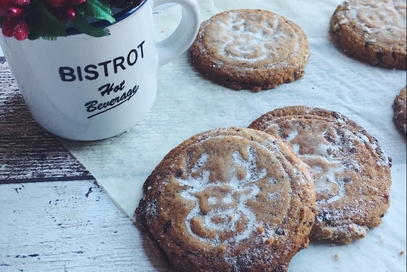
[189,9,310,92]
[330,0,406,69]
[136,127,316,272]
[249,106,392,244]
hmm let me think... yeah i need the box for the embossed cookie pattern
[249,106,392,244]
[190,9,310,92]
[330,0,406,69]
[136,127,316,272]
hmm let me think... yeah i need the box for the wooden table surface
[0,58,167,271]
[1,1,406,271]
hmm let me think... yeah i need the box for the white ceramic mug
[0,0,200,141]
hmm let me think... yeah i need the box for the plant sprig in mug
[0,0,143,40]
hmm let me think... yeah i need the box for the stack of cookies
[136,0,401,270]
[136,106,392,272]
[136,127,317,271]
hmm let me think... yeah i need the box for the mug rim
[66,0,147,36]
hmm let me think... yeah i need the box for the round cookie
[330,0,406,69]
[249,106,392,244]
[136,127,316,272]
[189,9,310,92]
[393,86,406,134]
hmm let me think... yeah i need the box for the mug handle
[153,0,200,68]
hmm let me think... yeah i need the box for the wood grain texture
[1,1,406,270]
[0,58,93,184]
[0,58,167,271]
[0,180,167,271]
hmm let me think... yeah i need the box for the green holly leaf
[76,0,116,24]
[27,3,67,40]
[72,14,111,38]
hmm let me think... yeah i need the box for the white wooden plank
[0,58,93,183]
[0,180,167,271]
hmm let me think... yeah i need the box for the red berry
[65,6,75,21]
[7,6,26,18]
[43,0,69,8]
[13,19,29,40]
[0,0,13,16]
[1,19,16,37]
[12,0,30,7]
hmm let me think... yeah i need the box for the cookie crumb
[334,254,340,260]
[257,226,264,234]
[264,237,275,246]
[400,251,405,256]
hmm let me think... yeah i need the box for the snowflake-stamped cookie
[136,127,316,272]
[330,0,406,69]
[189,9,310,92]
[249,106,392,244]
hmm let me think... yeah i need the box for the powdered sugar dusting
[253,107,394,243]
[176,145,280,246]
[285,129,299,142]
[266,121,361,204]
[211,11,301,67]
[145,199,158,218]
[354,131,391,167]
[337,0,406,45]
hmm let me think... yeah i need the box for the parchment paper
[59,0,406,271]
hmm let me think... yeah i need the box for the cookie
[249,106,392,244]
[136,127,316,272]
[393,86,406,134]
[189,9,310,92]
[330,0,406,69]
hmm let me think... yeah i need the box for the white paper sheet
[60,0,406,270]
